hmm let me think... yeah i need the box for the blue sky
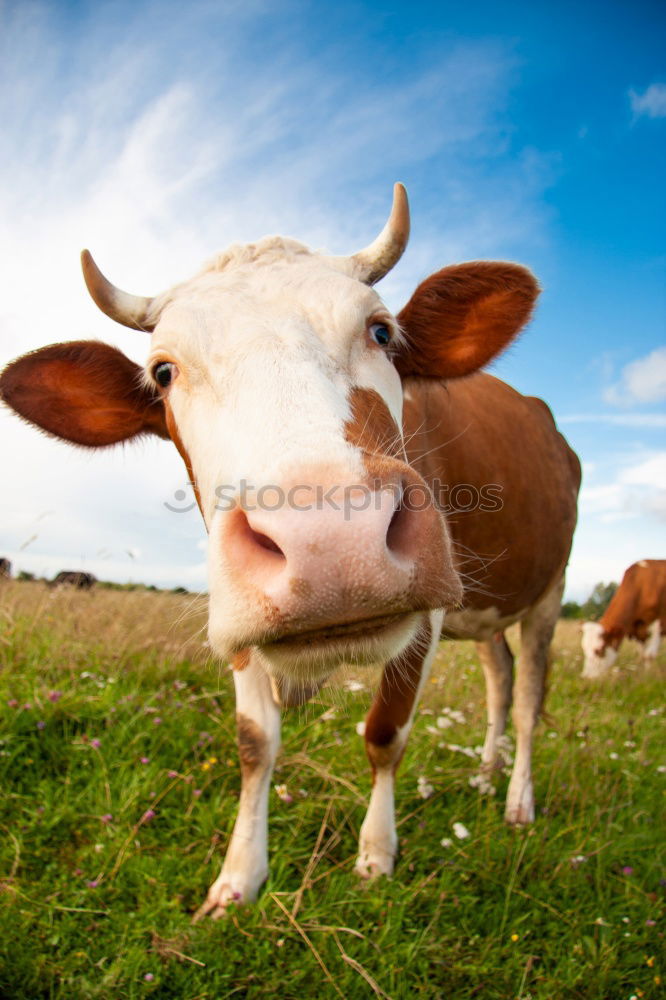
[0,0,664,600]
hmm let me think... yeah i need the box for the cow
[581,559,666,677]
[49,571,97,590]
[0,558,11,579]
[0,185,580,918]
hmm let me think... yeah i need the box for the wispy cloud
[629,82,666,119]
[602,346,666,406]
[558,412,666,427]
[0,0,555,589]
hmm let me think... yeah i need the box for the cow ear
[0,340,168,447]
[395,262,540,379]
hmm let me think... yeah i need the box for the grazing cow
[581,559,666,677]
[0,558,11,579]
[49,571,97,590]
[0,186,580,917]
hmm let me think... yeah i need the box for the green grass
[0,582,664,999]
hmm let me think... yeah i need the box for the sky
[0,0,664,601]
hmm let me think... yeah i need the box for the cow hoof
[504,801,535,825]
[192,873,264,922]
[354,850,395,880]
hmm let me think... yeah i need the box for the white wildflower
[436,715,453,729]
[440,837,453,848]
[344,680,364,692]
[417,776,434,799]
[469,773,496,796]
[452,821,470,840]
[355,721,366,737]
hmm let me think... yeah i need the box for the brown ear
[395,261,540,379]
[0,340,168,447]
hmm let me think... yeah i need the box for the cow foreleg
[355,610,442,879]
[505,579,564,825]
[194,652,280,919]
[476,633,514,772]
[642,620,661,664]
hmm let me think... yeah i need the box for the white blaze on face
[145,240,408,660]
[581,621,617,678]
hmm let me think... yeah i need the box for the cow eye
[153,361,175,388]
[369,322,392,347]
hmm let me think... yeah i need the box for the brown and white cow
[0,185,580,918]
[582,559,666,677]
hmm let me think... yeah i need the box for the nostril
[250,528,285,558]
[386,498,414,560]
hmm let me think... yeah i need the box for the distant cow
[0,185,580,918]
[582,559,666,677]
[0,558,11,579]
[50,571,97,590]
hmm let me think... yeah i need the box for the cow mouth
[264,612,409,650]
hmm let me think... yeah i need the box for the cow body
[49,571,97,589]
[0,558,11,579]
[0,185,580,918]
[582,559,666,677]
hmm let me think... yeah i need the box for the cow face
[581,621,617,677]
[0,186,539,689]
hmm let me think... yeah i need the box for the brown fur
[401,374,581,619]
[236,713,267,777]
[599,559,666,649]
[0,341,168,446]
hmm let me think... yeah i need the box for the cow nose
[219,470,452,623]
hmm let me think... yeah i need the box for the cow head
[0,186,539,691]
[581,621,618,677]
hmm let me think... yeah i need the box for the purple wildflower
[141,809,156,823]
[144,973,154,982]
[90,738,101,749]
[48,690,63,703]
[7,699,18,709]
[193,789,202,797]
[152,717,162,726]
[100,813,113,824]
[86,879,99,888]
[36,720,46,730]
[140,757,150,765]
[167,769,178,778]
[622,866,634,876]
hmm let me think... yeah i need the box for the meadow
[0,581,663,1000]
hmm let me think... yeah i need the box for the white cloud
[603,346,666,406]
[578,450,666,524]
[629,82,666,119]
[558,412,666,428]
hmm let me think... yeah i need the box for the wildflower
[167,770,178,778]
[48,690,63,703]
[452,822,470,840]
[344,680,364,692]
[140,757,150,765]
[86,879,99,888]
[274,784,293,803]
[100,814,113,824]
[152,717,162,726]
[469,773,496,796]
[7,699,18,709]
[207,756,218,764]
[621,866,634,876]
[436,716,453,729]
[417,776,434,799]
[440,837,453,848]
[141,809,156,823]
[570,855,587,868]
[201,762,210,772]
[510,933,519,942]
[90,738,101,749]
[646,956,655,968]
[193,789,202,797]
[355,721,366,736]
[144,972,154,982]
[645,919,656,927]
[609,752,619,760]
[36,721,46,730]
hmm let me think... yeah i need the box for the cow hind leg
[505,578,565,825]
[194,651,281,920]
[476,633,514,773]
[355,609,443,879]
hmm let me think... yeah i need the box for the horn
[349,183,410,285]
[81,250,155,332]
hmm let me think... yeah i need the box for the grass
[0,581,664,999]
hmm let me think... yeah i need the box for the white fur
[642,619,661,662]
[581,621,617,678]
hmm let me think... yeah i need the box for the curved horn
[350,183,410,285]
[81,250,155,332]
